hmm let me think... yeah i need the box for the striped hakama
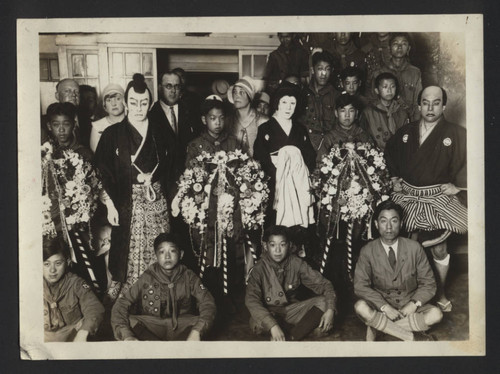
[391,181,467,234]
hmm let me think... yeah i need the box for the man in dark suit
[149,70,202,201]
[353,200,443,341]
[149,71,202,271]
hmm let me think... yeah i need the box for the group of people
[41,32,467,342]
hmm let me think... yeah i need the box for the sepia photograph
[17,15,484,359]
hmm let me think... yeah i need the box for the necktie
[388,246,396,270]
[169,106,178,135]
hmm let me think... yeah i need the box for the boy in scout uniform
[245,226,337,341]
[111,233,216,341]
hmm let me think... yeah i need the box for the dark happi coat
[384,117,467,188]
[94,118,169,283]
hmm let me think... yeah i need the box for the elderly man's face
[160,73,181,106]
[419,86,445,124]
[56,80,79,106]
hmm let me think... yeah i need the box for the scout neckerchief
[43,273,72,331]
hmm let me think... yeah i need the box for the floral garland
[311,142,392,274]
[41,141,101,237]
[312,142,392,227]
[173,149,270,251]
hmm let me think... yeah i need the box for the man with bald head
[385,85,467,314]
[55,78,80,106]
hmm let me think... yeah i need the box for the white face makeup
[126,88,150,122]
[276,95,297,120]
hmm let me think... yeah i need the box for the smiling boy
[245,226,337,341]
[43,238,104,342]
[111,233,216,341]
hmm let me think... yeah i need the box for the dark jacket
[354,237,437,310]
[149,99,203,200]
[384,117,467,189]
[298,82,338,151]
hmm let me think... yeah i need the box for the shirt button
[395,299,400,303]
[278,291,283,297]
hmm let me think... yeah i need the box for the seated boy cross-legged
[111,233,216,341]
[245,226,337,341]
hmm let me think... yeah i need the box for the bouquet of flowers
[311,142,392,273]
[172,150,270,293]
[41,141,101,237]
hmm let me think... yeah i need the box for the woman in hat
[89,83,126,153]
[94,74,170,300]
[225,76,268,157]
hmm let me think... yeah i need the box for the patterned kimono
[94,118,170,294]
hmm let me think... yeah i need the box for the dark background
[3,0,498,372]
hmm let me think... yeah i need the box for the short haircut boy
[200,98,225,117]
[374,72,400,98]
[389,32,412,47]
[340,66,363,82]
[335,93,360,111]
[153,232,181,252]
[263,225,289,242]
[312,50,334,68]
[46,102,77,121]
[43,236,70,262]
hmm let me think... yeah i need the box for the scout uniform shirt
[111,263,216,340]
[245,252,336,332]
[299,82,337,151]
[43,272,104,336]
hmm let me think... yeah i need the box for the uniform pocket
[60,300,82,325]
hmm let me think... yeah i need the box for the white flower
[381,195,389,201]
[366,166,375,175]
[240,183,248,193]
[321,197,330,205]
[254,181,263,191]
[321,166,329,174]
[332,168,340,176]
[193,183,203,193]
[327,186,337,195]
[340,206,349,214]
[372,182,381,191]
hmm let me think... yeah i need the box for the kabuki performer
[94,74,170,299]
[385,85,467,313]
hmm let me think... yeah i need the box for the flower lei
[311,142,392,274]
[41,141,101,237]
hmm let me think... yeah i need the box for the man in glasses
[149,70,202,271]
